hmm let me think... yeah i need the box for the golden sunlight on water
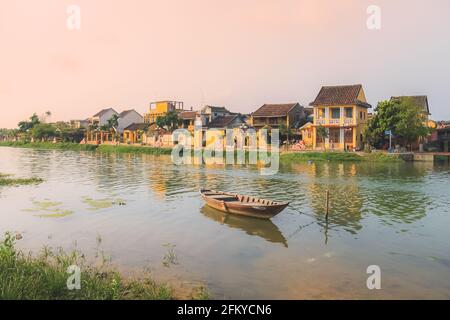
[1,147,450,299]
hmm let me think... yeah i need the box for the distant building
[436,121,450,152]
[310,84,371,151]
[90,108,119,127]
[70,119,89,129]
[250,103,305,130]
[179,111,198,132]
[390,95,431,119]
[197,105,231,128]
[117,109,144,133]
[123,123,149,144]
[144,101,184,124]
[390,95,432,149]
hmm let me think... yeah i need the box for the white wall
[99,109,119,127]
[118,111,144,133]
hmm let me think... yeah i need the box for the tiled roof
[208,114,241,128]
[179,111,198,120]
[119,109,142,118]
[93,108,118,117]
[124,123,149,131]
[310,85,371,108]
[390,96,430,115]
[252,103,300,117]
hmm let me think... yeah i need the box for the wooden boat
[200,189,289,219]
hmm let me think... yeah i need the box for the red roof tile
[252,103,300,117]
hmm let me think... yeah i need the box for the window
[331,108,340,119]
[360,111,363,119]
[318,108,325,118]
[345,107,353,118]
[329,128,340,144]
[344,128,353,143]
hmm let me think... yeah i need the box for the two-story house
[310,84,372,151]
[250,103,305,130]
[143,101,185,124]
[90,108,119,127]
[117,109,144,133]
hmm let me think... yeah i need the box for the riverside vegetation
[0,141,402,162]
[0,233,209,300]
[0,172,43,186]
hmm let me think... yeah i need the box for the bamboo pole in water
[325,190,330,220]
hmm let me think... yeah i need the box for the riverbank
[280,151,403,162]
[0,141,172,155]
[0,233,208,300]
[1,141,402,162]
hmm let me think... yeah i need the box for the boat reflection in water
[201,205,288,247]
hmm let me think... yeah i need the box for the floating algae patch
[0,172,43,186]
[36,209,74,218]
[23,199,73,218]
[82,196,126,211]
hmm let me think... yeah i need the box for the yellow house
[143,101,184,124]
[250,103,305,130]
[123,123,149,144]
[299,122,314,148]
[310,84,372,151]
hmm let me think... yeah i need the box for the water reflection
[2,147,450,299]
[201,205,288,247]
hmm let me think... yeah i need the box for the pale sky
[1,0,450,128]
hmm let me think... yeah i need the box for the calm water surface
[1,147,450,299]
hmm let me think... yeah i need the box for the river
[1,147,449,299]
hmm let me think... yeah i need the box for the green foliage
[0,173,43,186]
[0,233,177,300]
[18,113,41,132]
[366,98,431,147]
[107,114,120,131]
[155,111,181,132]
[278,124,293,140]
[0,141,98,151]
[97,145,172,155]
[31,123,57,140]
[280,151,402,163]
[316,125,329,142]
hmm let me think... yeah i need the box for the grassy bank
[0,141,172,155]
[0,173,43,186]
[97,144,173,155]
[0,233,208,300]
[1,141,402,162]
[280,151,402,163]
[0,141,98,151]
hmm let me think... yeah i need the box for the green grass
[280,151,402,163]
[0,141,172,155]
[0,173,43,186]
[0,141,98,151]
[0,233,208,300]
[97,144,173,155]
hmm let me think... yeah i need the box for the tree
[316,125,328,144]
[279,124,293,141]
[18,113,41,132]
[156,111,180,132]
[107,114,120,132]
[365,98,431,149]
[31,123,57,140]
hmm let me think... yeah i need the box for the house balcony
[315,118,355,126]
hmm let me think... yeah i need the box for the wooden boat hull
[200,189,289,219]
